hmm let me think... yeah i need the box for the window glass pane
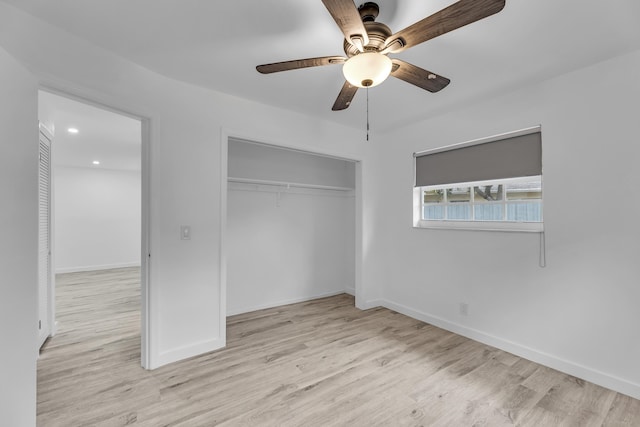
[446,187,471,220]
[474,184,503,203]
[423,205,444,220]
[505,178,542,201]
[474,204,503,221]
[447,187,470,203]
[423,189,444,204]
[507,202,542,222]
[419,177,542,225]
[447,204,471,220]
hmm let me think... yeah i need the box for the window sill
[414,220,543,233]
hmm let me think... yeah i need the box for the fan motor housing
[343,21,392,57]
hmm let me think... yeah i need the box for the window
[413,127,543,232]
[421,175,542,225]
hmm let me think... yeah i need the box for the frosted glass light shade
[342,52,392,88]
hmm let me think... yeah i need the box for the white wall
[227,186,355,314]
[371,49,640,399]
[54,166,141,273]
[0,1,369,377]
[0,46,38,426]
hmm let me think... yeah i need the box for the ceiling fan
[256,0,506,111]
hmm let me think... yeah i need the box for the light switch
[180,225,191,240]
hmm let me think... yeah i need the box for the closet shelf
[228,177,354,192]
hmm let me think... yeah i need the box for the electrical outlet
[459,302,469,316]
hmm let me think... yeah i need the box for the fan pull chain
[366,87,370,141]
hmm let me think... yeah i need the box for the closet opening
[220,136,362,337]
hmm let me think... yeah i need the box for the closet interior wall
[226,139,356,315]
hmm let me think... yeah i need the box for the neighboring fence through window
[421,176,542,223]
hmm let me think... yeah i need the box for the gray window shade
[415,132,542,187]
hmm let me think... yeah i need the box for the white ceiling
[39,91,141,171]
[11,0,640,132]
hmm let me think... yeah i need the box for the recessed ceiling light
[92,160,100,165]
[68,128,79,134]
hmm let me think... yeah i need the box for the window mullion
[470,186,475,221]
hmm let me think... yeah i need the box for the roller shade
[415,131,541,187]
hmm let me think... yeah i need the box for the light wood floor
[38,268,639,426]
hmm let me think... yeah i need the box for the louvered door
[38,127,52,348]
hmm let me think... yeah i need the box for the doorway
[37,89,150,367]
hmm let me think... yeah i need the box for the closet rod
[227,177,353,192]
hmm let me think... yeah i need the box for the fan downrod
[358,2,379,22]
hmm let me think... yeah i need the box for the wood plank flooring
[38,268,640,426]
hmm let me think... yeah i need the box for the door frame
[38,87,152,369]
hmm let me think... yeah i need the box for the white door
[38,126,52,348]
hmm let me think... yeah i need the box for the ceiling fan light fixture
[342,52,392,88]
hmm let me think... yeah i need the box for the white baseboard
[152,337,225,369]
[56,262,140,274]
[356,298,384,310]
[227,290,347,317]
[382,299,640,400]
[345,286,355,296]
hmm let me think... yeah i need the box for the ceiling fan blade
[390,59,450,93]
[332,81,358,111]
[383,0,505,53]
[256,56,346,74]
[321,0,369,50]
